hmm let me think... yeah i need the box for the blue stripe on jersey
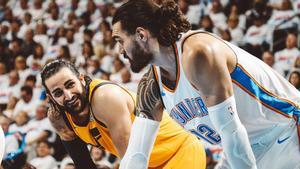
[230,65,297,118]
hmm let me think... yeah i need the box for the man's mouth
[66,97,79,107]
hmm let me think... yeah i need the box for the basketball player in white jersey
[112,0,300,169]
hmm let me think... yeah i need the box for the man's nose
[64,90,73,100]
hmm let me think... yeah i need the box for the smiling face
[112,22,154,73]
[45,67,88,115]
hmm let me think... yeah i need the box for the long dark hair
[112,0,191,46]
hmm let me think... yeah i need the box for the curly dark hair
[112,0,191,46]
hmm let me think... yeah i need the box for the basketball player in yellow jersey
[40,60,205,169]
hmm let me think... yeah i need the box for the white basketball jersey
[153,30,300,146]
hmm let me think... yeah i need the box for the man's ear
[136,27,148,42]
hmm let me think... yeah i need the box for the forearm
[208,96,257,169]
[61,137,97,169]
[119,117,160,169]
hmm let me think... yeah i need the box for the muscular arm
[182,33,256,169]
[91,84,133,157]
[136,68,164,121]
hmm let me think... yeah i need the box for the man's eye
[66,82,75,89]
[54,91,63,97]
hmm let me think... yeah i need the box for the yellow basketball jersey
[64,79,194,168]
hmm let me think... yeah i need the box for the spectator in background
[64,12,77,29]
[57,45,72,62]
[15,56,31,84]
[24,75,42,102]
[9,111,30,134]
[14,0,30,20]
[0,71,21,114]
[178,0,202,28]
[0,115,27,169]
[25,104,56,145]
[26,43,46,68]
[19,12,34,38]
[30,0,45,21]
[243,13,269,58]
[13,85,40,118]
[66,28,80,58]
[268,0,300,30]
[83,29,94,44]
[29,140,57,169]
[75,41,95,68]
[289,70,300,90]
[45,6,62,36]
[227,3,246,30]
[92,20,111,46]
[246,1,271,29]
[22,29,37,58]
[208,0,227,31]
[198,15,217,33]
[10,39,24,61]
[110,57,125,83]
[34,23,49,52]
[3,8,13,24]
[274,33,300,77]
[293,56,300,69]
[0,115,19,158]
[86,0,101,30]
[220,29,232,43]
[262,51,275,68]
[227,14,244,45]
[120,68,137,92]
[90,147,111,168]
[86,56,103,78]
[9,19,22,40]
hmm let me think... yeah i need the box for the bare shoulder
[90,83,134,124]
[91,83,132,111]
[181,33,234,75]
[47,104,77,141]
[136,67,163,120]
[182,33,236,64]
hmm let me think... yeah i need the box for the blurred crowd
[0,0,299,169]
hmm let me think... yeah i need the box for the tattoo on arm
[47,104,76,141]
[136,68,163,120]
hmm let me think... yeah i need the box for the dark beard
[56,85,89,115]
[125,41,153,73]
[63,93,88,115]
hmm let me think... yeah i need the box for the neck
[71,105,90,126]
[152,45,177,81]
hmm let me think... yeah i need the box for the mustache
[64,95,79,106]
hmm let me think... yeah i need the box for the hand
[47,96,62,117]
